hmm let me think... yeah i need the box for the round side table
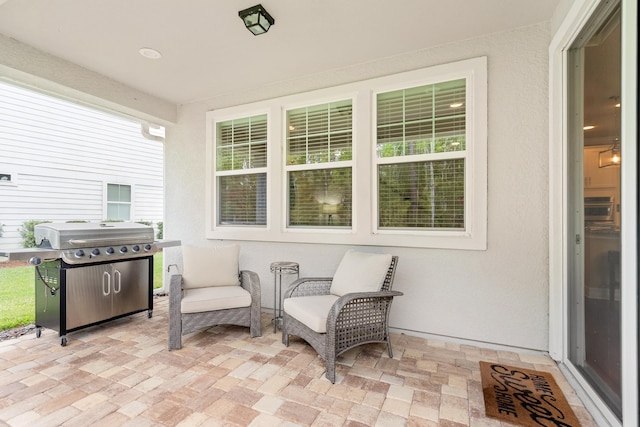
[270,261,299,333]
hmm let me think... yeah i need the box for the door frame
[549,0,638,425]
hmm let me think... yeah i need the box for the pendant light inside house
[598,97,621,168]
[239,4,275,35]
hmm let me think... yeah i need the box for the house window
[286,100,353,228]
[215,114,267,226]
[107,183,131,221]
[205,57,486,249]
[375,79,466,231]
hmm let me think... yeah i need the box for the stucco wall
[164,22,552,351]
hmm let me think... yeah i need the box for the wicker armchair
[282,252,401,383]
[168,245,261,350]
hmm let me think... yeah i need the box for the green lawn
[0,265,34,330]
[0,253,164,331]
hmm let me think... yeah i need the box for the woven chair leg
[386,337,393,359]
[326,352,336,383]
[168,276,183,351]
[250,323,261,338]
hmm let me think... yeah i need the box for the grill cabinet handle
[114,270,122,294]
[102,271,111,296]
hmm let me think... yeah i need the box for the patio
[0,297,596,427]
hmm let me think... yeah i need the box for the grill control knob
[144,244,152,252]
[132,245,140,252]
[106,247,115,255]
[75,250,85,258]
[91,248,100,256]
[120,246,128,253]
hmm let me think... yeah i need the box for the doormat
[480,361,581,426]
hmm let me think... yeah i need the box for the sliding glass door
[567,1,622,420]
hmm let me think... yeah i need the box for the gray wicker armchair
[282,252,401,383]
[168,245,262,350]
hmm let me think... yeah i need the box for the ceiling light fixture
[139,47,162,59]
[239,4,275,35]
[599,96,621,168]
[583,125,595,130]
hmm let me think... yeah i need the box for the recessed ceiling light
[583,125,595,130]
[615,103,621,108]
[139,47,162,59]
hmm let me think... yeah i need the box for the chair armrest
[330,290,403,317]
[284,277,333,299]
[240,270,261,305]
[169,274,183,309]
[326,290,403,349]
[169,273,183,294]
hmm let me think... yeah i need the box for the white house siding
[0,81,163,249]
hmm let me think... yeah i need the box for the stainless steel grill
[1,222,179,346]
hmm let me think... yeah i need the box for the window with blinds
[205,57,486,248]
[286,100,353,228]
[376,79,467,230]
[215,114,267,226]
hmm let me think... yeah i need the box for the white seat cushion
[181,286,251,314]
[283,294,339,333]
[182,244,240,289]
[329,250,392,296]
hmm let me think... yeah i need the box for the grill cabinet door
[111,259,150,317]
[65,264,112,330]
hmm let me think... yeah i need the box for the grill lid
[35,222,155,250]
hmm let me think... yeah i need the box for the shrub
[19,220,51,248]
[157,221,163,239]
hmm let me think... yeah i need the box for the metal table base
[270,261,299,333]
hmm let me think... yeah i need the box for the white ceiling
[0,0,561,105]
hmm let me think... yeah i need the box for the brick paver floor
[0,296,596,426]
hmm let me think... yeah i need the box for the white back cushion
[182,244,240,289]
[329,250,392,296]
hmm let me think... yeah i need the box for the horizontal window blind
[218,174,267,225]
[215,114,268,227]
[377,79,466,157]
[217,115,267,170]
[287,100,352,165]
[286,100,353,228]
[376,78,467,230]
[288,168,352,228]
[378,160,465,229]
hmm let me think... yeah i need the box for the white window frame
[282,96,356,235]
[206,108,272,237]
[205,57,487,249]
[371,63,485,248]
[105,182,133,221]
